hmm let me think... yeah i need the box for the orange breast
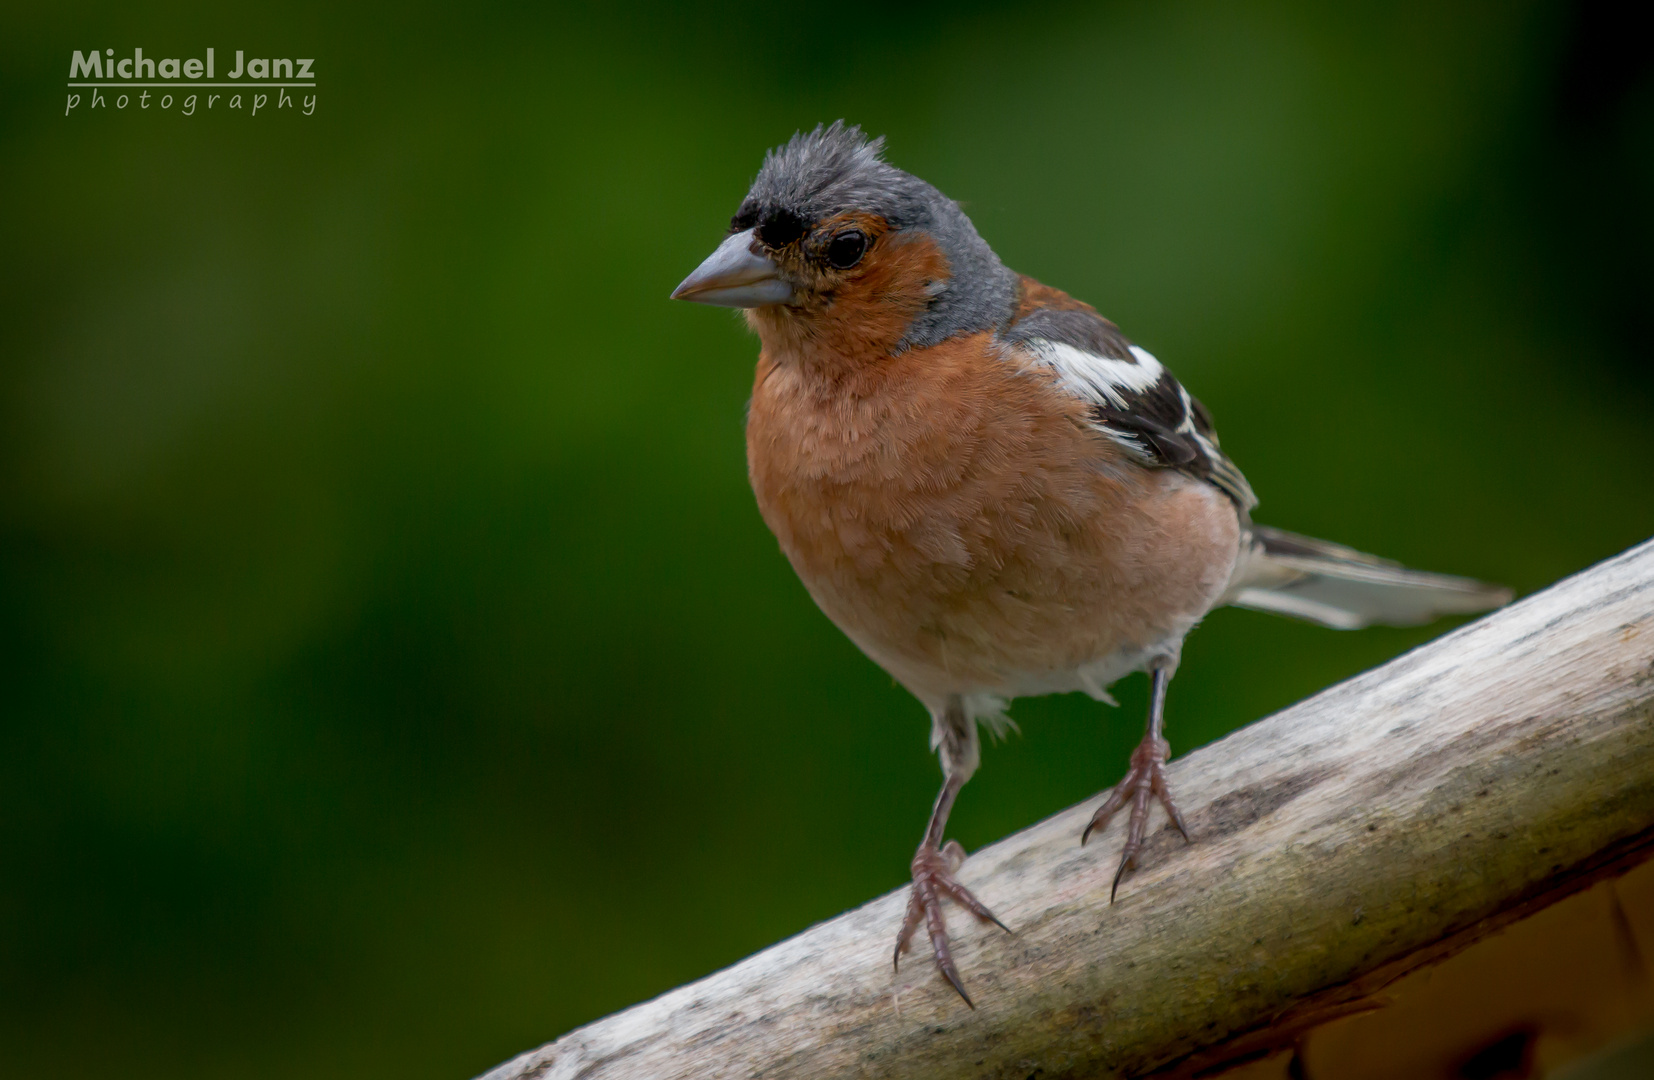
[744,331,1240,703]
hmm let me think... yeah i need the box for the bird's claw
[1082,733,1189,901]
[893,841,1011,1008]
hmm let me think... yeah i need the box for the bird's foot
[1082,731,1190,901]
[893,839,1011,1008]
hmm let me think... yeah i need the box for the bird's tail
[1224,524,1512,630]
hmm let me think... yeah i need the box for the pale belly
[752,446,1239,707]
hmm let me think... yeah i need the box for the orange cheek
[858,233,950,303]
[820,235,951,344]
[742,232,955,370]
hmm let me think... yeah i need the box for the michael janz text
[64,49,318,117]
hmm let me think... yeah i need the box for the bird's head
[671,122,1017,363]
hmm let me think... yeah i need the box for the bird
[670,121,1511,1008]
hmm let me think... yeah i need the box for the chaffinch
[671,122,1510,1007]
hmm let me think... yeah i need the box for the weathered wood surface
[480,540,1654,1080]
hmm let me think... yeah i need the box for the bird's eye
[826,229,868,269]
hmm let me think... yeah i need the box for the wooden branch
[480,540,1654,1080]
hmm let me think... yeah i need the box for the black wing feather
[1003,304,1257,510]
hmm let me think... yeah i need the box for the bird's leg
[894,697,1011,1008]
[1082,658,1191,901]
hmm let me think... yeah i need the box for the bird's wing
[1001,282,1257,510]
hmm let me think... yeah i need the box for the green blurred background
[2,2,1651,1077]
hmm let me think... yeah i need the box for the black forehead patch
[756,207,810,249]
[727,202,815,248]
[729,202,760,233]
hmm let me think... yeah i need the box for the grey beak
[670,229,795,307]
